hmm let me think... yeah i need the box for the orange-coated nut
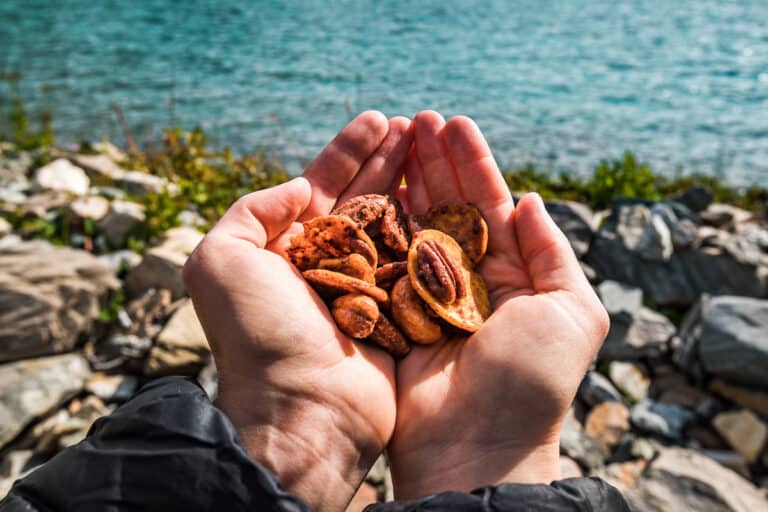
[391,276,443,344]
[318,253,375,284]
[286,215,377,270]
[302,269,389,304]
[331,294,379,339]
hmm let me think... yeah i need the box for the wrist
[390,440,561,499]
[217,374,381,511]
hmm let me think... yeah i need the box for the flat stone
[560,408,609,470]
[85,373,139,402]
[69,196,110,221]
[609,362,650,402]
[71,154,126,181]
[559,456,584,479]
[578,371,623,407]
[144,299,210,376]
[710,379,768,417]
[630,399,694,440]
[34,159,89,196]
[597,280,643,315]
[698,450,750,478]
[585,402,630,447]
[600,306,675,361]
[0,354,90,449]
[712,409,768,463]
[98,200,146,248]
[624,447,768,512]
[0,241,119,362]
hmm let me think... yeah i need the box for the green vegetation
[1,75,54,150]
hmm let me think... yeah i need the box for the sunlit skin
[183,110,609,511]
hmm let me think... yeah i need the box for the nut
[367,314,411,358]
[416,239,466,304]
[302,269,389,304]
[331,194,390,229]
[331,294,379,339]
[379,201,410,257]
[420,203,488,264]
[286,215,377,270]
[374,261,408,290]
[318,253,375,284]
[391,276,443,344]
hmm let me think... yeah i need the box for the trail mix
[286,194,491,357]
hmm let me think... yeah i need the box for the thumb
[209,177,312,248]
[513,193,587,294]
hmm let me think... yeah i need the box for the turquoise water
[2,1,768,182]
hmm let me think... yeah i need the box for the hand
[183,111,412,511]
[388,111,609,498]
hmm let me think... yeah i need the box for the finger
[208,177,312,248]
[403,146,431,214]
[301,110,389,219]
[338,116,413,202]
[514,193,590,295]
[393,184,411,213]
[414,110,463,204]
[443,116,516,252]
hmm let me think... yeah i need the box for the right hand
[183,111,412,512]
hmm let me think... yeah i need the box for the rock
[0,241,119,362]
[71,153,126,181]
[585,230,768,307]
[560,409,609,470]
[600,306,675,361]
[685,424,728,450]
[115,170,168,196]
[651,203,698,250]
[559,456,584,479]
[124,228,202,299]
[700,204,753,229]
[0,450,39,498]
[624,447,768,512]
[97,200,146,248]
[0,354,90,449]
[709,379,768,417]
[92,141,127,163]
[585,402,630,447]
[657,385,721,418]
[712,409,768,463]
[97,250,142,274]
[616,204,673,261]
[346,482,378,512]
[366,454,389,485]
[26,395,109,453]
[0,148,32,186]
[545,200,594,257]
[597,280,643,315]
[69,196,110,221]
[630,399,694,440]
[609,362,650,402]
[85,373,139,402]
[0,217,11,238]
[86,333,152,372]
[578,371,623,406]
[144,299,210,376]
[673,186,714,213]
[698,450,751,478]
[699,296,768,388]
[580,261,597,282]
[176,210,207,229]
[616,204,650,250]
[34,159,89,196]
[0,234,21,249]
[591,460,647,492]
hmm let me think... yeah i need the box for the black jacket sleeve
[0,377,629,512]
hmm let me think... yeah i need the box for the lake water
[2,0,768,183]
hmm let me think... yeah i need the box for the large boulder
[676,296,768,388]
[0,241,119,362]
[0,354,90,449]
[624,447,768,511]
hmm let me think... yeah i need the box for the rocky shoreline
[1,141,767,510]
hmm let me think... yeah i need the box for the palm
[388,112,608,496]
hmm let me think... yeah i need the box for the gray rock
[0,450,40,498]
[85,373,139,402]
[597,280,643,315]
[672,186,714,213]
[624,447,768,512]
[600,307,675,361]
[0,241,119,362]
[651,203,697,250]
[578,371,623,407]
[630,399,694,440]
[33,159,90,196]
[71,154,126,181]
[144,299,210,376]
[0,354,90,449]
[97,250,142,274]
[86,333,152,372]
[676,295,768,388]
[0,149,32,186]
[560,409,609,469]
[115,170,168,196]
[609,362,650,402]
[700,204,753,229]
[545,200,594,257]
[98,200,146,248]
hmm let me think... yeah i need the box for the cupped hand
[183,111,412,512]
[388,111,609,498]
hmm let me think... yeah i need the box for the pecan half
[416,239,467,304]
[367,314,411,358]
[374,261,408,290]
[331,294,379,339]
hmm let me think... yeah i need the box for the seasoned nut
[416,239,466,304]
[391,276,442,344]
[331,294,379,339]
[331,194,390,228]
[374,261,408,290]
[379,201,410,257]
[318,253,375,284]
[408,229,491,332]
[302,269,389,304]
[367,314,411,358]
[420,203,488,264]
[286,215,377,270]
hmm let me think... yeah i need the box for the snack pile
[286,194,492,357]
